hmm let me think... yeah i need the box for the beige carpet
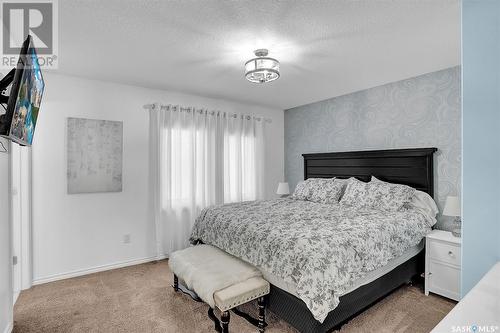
[14,260,455,333]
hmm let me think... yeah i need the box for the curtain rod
[143,103,272,123]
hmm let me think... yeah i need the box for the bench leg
[258,296,266,332]
[221,311,230,333]
[208,308,222,333]
[173,274,179,292]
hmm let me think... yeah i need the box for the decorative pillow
[340,177,415,211]
[339,178,371,207]
[307,178,344,204]
[291,180,310,200]
[375,174,440,217]
[369,176,416,211]
[333,177,354,199]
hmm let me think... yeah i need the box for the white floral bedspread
[190,198,433,322]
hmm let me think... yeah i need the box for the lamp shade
[443,196,460,217]
[276,182,290,195]
[245,49,280,83]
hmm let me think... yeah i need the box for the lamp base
[451,228,461,238]
[451,217,461,238]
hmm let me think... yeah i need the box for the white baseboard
[3,321,13,333]
[33,254,168,285]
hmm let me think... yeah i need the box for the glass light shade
[276,182,290,195]
[443,196,460,217]
[245,53,280,83]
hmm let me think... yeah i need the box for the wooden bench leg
[208,308,222,333]
[173,274,179,292]
[221,311,230,333]
[258,296,266,332]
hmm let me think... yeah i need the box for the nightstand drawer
[429,261,460,300]
[428,240,461,266]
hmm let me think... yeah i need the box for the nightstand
[425,230,461,301]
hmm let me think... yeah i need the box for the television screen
[0,35,44,146]
[9,38,44,146]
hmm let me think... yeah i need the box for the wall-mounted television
[0,35,45,146]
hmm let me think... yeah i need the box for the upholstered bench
[169,244,270,333]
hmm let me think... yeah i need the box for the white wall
[0,139,13,333]
[32,73,284,283]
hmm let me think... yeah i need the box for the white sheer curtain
[149,104,266,257]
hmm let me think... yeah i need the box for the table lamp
[443,196,461,237]
[276,182,290,198]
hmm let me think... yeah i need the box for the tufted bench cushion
[214,276,270,312]
[169,244,270,332]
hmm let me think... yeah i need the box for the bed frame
[267,147,437,333]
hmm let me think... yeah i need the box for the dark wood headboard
[302,148,438,197]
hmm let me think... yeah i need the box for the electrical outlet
[123,234,131,244]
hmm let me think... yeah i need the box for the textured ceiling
[55,0,460,109]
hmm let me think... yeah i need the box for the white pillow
[412,190,439,215]
[407,190,439,226]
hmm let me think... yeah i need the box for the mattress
[261,240,424,299]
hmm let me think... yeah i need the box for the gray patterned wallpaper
[285,67,461,230]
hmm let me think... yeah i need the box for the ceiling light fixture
[245,49,280,83]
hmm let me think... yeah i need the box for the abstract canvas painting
[67,117,123,194]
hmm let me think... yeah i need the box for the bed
[191,148,437,333]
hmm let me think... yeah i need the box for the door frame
[10,144,32,304]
